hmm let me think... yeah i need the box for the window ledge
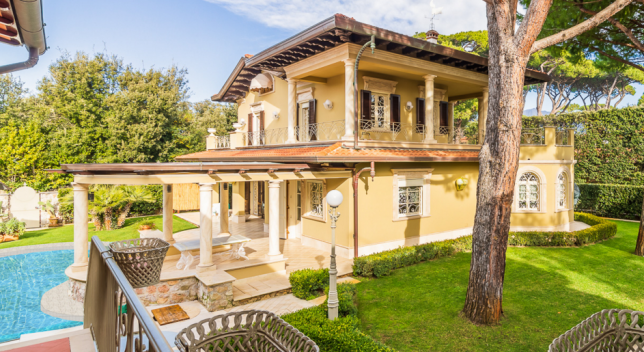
[303,214,326,223]
[555,208,571,213]
[393,214,431,222]
[513,210,547,214]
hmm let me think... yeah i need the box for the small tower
[426,29,439,44]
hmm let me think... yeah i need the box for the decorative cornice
[364,76,398,94]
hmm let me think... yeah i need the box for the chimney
[426,29,439,44]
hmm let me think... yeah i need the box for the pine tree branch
[530,0,634,54]
[590,46,644,72]
[577,5,644,52]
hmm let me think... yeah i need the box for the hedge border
[353,212,616,278]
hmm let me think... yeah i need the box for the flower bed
[0,219,26,243]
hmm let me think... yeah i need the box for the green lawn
[357,220,644,352]
[0,215,197,249]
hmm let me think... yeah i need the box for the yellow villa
[57,14,578,311]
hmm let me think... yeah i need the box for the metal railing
[549,309,644,352]
[296,120,345,142]
[85,236,173,352]
[520,128,546,145]
[358,119,426,142]
[246,127,289,146]
[438,126,449,136]
[213,135,230,149]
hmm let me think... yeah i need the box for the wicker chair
[549,309,644,352]
[174,310,319,352]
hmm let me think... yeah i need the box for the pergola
[50,162,352,271]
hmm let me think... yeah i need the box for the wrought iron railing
[175,310,320,352]
[85,236,173,352]
[296,120,345,142]
[246,127,289,146]
[520,128,546,145]
[438,126,449,136]
[213,135,230,149]
[358,119,426,142]
[548,309,644,352]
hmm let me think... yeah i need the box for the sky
[1,0,641,110]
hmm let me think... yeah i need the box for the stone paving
[40,283,83,322]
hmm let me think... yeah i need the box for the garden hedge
[353,212,616,278]
[282,283,395,352]
[576,184,644,220]
[522,106,644,186]
[289,268,330,300]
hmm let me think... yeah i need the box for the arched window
[556,172,569,210]
[518,172,540,211]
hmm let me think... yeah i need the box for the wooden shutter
[248,113,254,145]
[361,90,371,130]
[440,101,448,127]
[390,94,401,131]
[296,103,300,141]
[308,99,317,141]
[259,111,265,131]
[416,98,425,126]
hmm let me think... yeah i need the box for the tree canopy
[0,52,236,191]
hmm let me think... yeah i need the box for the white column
[162,184,174,242]
[219,182,230,235]
[287,79,298,143]
[343,58,356,140]
[267,180,284,260]
[478,88,489,144]
[198,183,215,269]
[448,101,455,144]
[72,182,89,268]
[424,74,437,143]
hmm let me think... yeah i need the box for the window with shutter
[248,113,254,145]
[390,94,400,131]
[361,90,371,129]
[308,99,317,141]
[440,101,448,127]
[416,98,425,128]
[259,111,265,131]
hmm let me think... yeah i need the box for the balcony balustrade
[358,119,426,142]
[521,128,546,145]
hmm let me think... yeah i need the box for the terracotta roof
[175,143,480,163]
[212,14,550,102]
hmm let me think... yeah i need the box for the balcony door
[247,111,264,145]
[297,99,317,142]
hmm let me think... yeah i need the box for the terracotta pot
[139,225,152,231]
[3,234,18,242]
[49,217,60,227]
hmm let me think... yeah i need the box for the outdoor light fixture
[88,192,94,202]
[405,101,414,112]
[167,185,172,193]
[273,110,280,119]
[326,190,343,320]
[323,99,334,110]
[455,178,469,191]
[207,128,216,136]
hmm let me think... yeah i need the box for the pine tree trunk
[462,16,529,325]
[635,195,644,256]
[117,203,133,228]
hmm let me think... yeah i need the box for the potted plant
[137,220,156,231]
[38,200,61,227]
[0,218,26,242]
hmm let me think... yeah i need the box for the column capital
[287,78,299,84]
[423,74,437,82]
[482,87,489,93]
[199,183,215,191]
[268,180,283,187]
[71,182,88,191]
[343,58,356,66]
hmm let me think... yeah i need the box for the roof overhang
[0,0,46,53]
[212,14,550,102]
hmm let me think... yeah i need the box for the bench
[173,235,251,270]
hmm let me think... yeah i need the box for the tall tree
[463,0,634,325]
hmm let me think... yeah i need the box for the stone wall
[68,277,199,306]
[198,281,234,312]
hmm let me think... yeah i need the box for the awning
[249,73,273,92]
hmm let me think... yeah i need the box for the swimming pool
[0,250,83,343]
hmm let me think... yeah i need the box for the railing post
[567,128,575,147]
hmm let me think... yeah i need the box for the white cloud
[204,0,487,36]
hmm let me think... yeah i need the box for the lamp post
[326,190,343,320]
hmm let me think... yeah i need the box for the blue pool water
[0,250,83,343]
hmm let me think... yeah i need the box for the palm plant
[38,200,58,219]
[115,186,155,228]
[89,186,124,231]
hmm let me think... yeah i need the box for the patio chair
[174,310,319,352]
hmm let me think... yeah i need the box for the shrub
[282,290,395,352]
[136,219,156,230]
[323,283,358,318]
[289,268,329,300]
[129,185,163,216]
[353,235,473,278]
[0,218,26,237]
[576,184,644,220]
[354,213,616,278]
